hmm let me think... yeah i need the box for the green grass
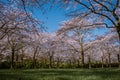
[0,68,120,80]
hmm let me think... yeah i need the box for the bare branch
[93,0,112,12]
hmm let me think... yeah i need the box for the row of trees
[0,16,119,69]
[0,0,120,69]
[0,1,42,69]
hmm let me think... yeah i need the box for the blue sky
[32,3,110,35]
[33,6,69,32]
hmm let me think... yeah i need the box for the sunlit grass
[0,68,120,80]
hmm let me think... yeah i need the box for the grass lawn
[0,68,120,80]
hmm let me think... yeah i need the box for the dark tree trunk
[77,59,80,68]
[49,55,52,68]
[101,56,104,68]
[80,40,84,68]
[106,59,109,67]
[48,52,53,68]
[11,49,15,69]
[21,50,24,66]
[32,47,38,68]
[69,60,72,68]
[88,55,91,69]
[57,58,60,68]
[80,50,84,68]
[16,53,18,62]
[117,54,120,67]
[117,22,120,42]
[108,52,111,68]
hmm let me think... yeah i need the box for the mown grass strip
[0,68,120,80]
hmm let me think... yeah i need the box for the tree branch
[93,0,112,12]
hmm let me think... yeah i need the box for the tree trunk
[69,60,72,68]
[80,39,84,68]
[117,54,120,67]
[88,55,91,69]
[117,30,120,41]
[108,52,111,68]
[57,58,60,68]
[32,47,38,68]
[77,59,80,68]
[101,56,104,68]
[43,58,47,68]
[11,49,15,69]
[21,49,24,66]
[49,55,52,68]
[117,22,120,67]
[16,51,19,62]
[48,52,53,68]
[117,21,120,41]
[81,50,84,67]
[106,59,109,67]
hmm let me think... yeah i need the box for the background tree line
[0,0,119,69]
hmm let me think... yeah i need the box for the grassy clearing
[0,68,120,80]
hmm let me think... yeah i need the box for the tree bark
[32,47,38,68]
[49,55,52,68]
[117,54,120,67]
[116,25,120,42]
[11,49,15,69]
[88,55,91,69]
[21,49,24,66]
[57,58,60,68]
[80,44,84,68]
[48,52,54,68]
[81,51,84,66]
[108,52,111,68]
[101,56,104,68]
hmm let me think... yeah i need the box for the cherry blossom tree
[2,0,119,40]
[56,0,120,41]
[0,4,41,69]
[85,32,119,68]
[57,14,119,68]
[57,17,96,67]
